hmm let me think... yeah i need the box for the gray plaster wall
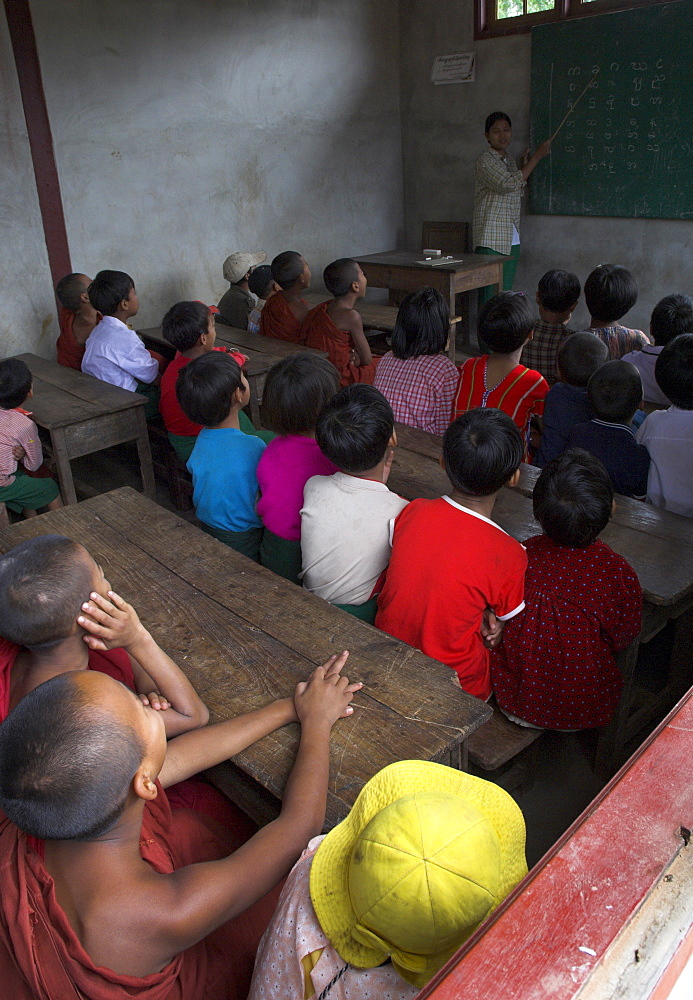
[399,0,693,334]
[0,15,56,357]
[2,0,403,355]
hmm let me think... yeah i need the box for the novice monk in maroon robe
[259,250,311,342]
[0,534,208,735]
[0,655,360,1000]
[301,258,378,387]
[55,272,99,370]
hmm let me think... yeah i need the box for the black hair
[260,354,340,435]
[537,270,581,314]
[323,258,360,298]
[654,334,693,410]
[271,251,304,290]
[533,448,613,547]
[443,408,523,497]
[55,273,89,311]
[556,332,609,387]
[485,111,511,132]
[161,301,210,352]
[478,292,535,353]
[175,350,244,427]
[584,264,638,324]
[587,360,642,423]
[650,294,693,347]
[0,673,144,840]
[0,358,32,410]
[316,384,393,474]
[0,535,92,649]
[248,265,274,299]
[88,270,135,316]
[391,287,450,360]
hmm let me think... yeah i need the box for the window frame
[475,0,666,40]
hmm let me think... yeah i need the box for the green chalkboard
[529,1,693,219]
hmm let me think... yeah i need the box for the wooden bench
[7,354,155,505]
[465,702,544,772]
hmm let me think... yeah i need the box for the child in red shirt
[158,300,267,462]
[490,448,642,729]
[376,408,527,700]
[453,292,548,459]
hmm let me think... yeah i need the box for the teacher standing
[474,111,552,304]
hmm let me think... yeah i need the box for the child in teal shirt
[176,351,265,561]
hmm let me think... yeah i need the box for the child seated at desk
[217,250,267,329]
[82,270,164,419]
[0,651,360,1000]
[300,384,407,624]
[158,299,265,462]
[374,286,458,434]
[0,359,62,518]
[636,334,693,517]
[55,272,98,371]
[534,332,609,468]
[452,292,548,459]
[622,294,693,409]
[569,360,650,500]
[260,251,311,342]
[248,760,527,1000]
[257,355,340,585]
[584,264,650,359]
[176,351,266,560]
[301,258,378,387]
[376,408,527,700]
[521,269,580,386]
[491,449,642,730]
[0,533,207,735]
[247,265,281,334]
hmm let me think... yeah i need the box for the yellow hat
[309,760,527,989]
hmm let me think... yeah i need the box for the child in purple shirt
[257,355,340,583]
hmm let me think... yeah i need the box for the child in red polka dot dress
[490,448,642,730]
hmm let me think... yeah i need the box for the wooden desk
[138,327,276,426]
[10,354,154,505]
[213,321,328,362]
[0,488,491,828]
[354,251,508,357]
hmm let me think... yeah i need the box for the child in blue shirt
[176,351,265,561]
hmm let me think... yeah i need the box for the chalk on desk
[423,248,442,256]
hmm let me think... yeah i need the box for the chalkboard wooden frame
[529,0,693,219]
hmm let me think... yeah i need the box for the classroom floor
[14,444,675,871]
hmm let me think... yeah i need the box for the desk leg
[446,274,458,361]
[134,409,156,500]
[50,427,78,505]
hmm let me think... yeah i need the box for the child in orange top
[259,251,311,342]
[302,258,378,387]
[452,292,548,459]
[55,272,98,371]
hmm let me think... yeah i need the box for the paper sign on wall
[431,52,475,85]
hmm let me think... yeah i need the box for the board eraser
[423,248,442,256]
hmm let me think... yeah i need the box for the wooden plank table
[354,250,509,357]
[138,327,275,426]
[9,353,154,505]
[213,321,328,362]
[0,488,491,829]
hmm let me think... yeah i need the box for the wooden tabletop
[0,488,491,827]
[213,322,327,361]
[137,328,277,376]
[12,353,145,428]
[354,251,512,274]
[389,424,693,608]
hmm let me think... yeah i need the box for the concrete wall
[399,0,693,334]
[1,0,403,356]
[0,15,56,357]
